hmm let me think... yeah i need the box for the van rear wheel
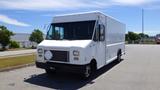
[117,51,122,62]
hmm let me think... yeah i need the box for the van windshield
[46,20,96,40]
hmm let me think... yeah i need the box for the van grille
[45,50,69,62]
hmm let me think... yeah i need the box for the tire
[85,65,91,78]
[82,62,96,79]
[82,64,92,79]
[117,51,122,62]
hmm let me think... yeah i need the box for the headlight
[44,50,53,60]
[38,48,43,54]
[73,50,79,56]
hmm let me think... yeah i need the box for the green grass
[0,54,35,69]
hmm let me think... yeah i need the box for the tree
[10,40,20,48]
[125,34,129,41]
[29,29,44,44]
[126,31,141,43]
[0,26,13,50]
[139,33,149,39]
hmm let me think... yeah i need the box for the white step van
[36,12,125,78]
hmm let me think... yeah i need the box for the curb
[0,63,35,72]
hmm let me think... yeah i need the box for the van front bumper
[36,61,89,74]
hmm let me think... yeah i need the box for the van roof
[52,11,124,24]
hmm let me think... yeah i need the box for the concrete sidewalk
[0,49,36,57]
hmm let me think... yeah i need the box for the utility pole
[141,9,144,43]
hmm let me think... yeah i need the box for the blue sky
[0,0,160,36]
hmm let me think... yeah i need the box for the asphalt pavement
[0,45,160,90]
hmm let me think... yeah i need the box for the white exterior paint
[53,12,99,23]
[36,12,125,70]
[39,40,92,48]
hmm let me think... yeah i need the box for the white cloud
[111,0,150,5]
[0,14,30,27]
[0,0,98,11]
[0,0,159,11]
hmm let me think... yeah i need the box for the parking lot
[0,45,160,90]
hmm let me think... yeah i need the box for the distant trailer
[155,34,160,44]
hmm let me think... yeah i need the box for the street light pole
[142,9,144,43]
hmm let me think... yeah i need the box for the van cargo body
[36,12,125,78]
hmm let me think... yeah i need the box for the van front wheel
[81,64,92,79]
[82,62,97,79]
[85,65,91,78]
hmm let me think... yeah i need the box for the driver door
[94,15,106,68]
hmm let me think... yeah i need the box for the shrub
[10,40,20,48]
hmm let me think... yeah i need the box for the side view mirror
[99,24,105,41]
[93,24,105,42]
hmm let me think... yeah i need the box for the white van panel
[105,16,125,64]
